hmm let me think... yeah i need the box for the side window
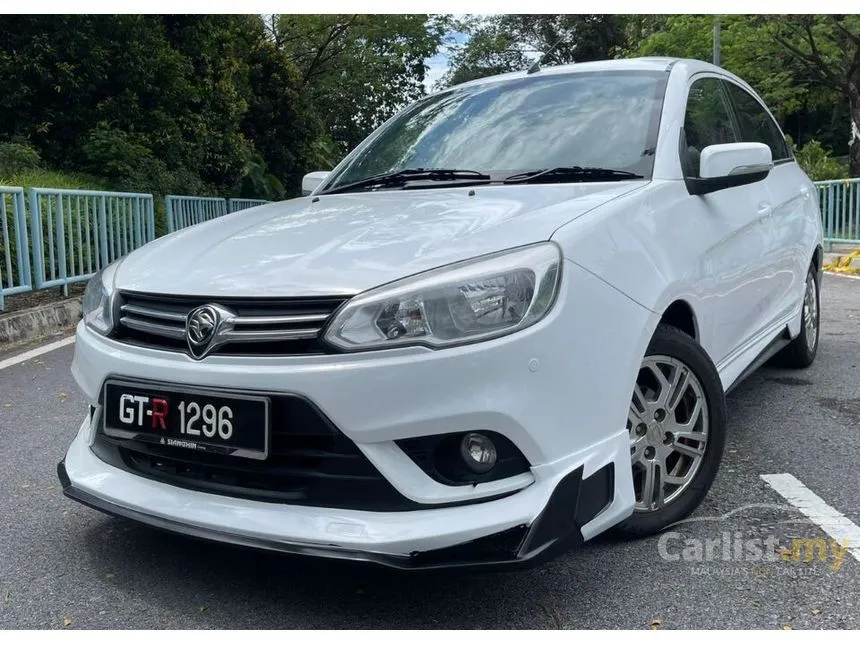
[683,78,736,175]
[723,82,791,161]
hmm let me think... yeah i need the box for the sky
[423,24,472,91]
[424,49,452,90]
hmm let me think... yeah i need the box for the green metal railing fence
[2,188,273,308]
[0,187,31,311]
[28,188,156,294]
[817,178,860,248]
[3,178,860,310]
[165,195,229,233]
[229,198,270,213]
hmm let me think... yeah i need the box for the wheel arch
[811,244,823,275]
[658,299,699,341]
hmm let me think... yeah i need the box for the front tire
[614,324,727,538]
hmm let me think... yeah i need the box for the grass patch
[0,168,109,191]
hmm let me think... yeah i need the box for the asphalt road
[1,274,859,630]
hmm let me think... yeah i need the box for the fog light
[460,433,498,474]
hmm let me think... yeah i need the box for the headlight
[81,266,116,335]
[324,243,561,351]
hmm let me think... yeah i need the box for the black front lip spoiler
[57,459,614,571]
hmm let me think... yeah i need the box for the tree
[274,14,447,152]
[440,15,628,88]
[631,15,850,169]
[768,15,860,176]
[633,16,811,121]
[0,15,325,197]
[439,16,530,87]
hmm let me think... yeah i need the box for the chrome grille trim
[237,313,331,326]
[119,316,186,340]
[113,292,349,356]
[120,304,186,323]
[227,328,322,342]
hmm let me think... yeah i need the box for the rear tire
[613,324,726,538]
[771,266,820,369]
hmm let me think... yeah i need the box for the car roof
[443,57,742,92]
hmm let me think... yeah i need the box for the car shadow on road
[79,513,625,629]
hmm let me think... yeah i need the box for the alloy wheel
[628,355,710,512]
[803,272,819,352]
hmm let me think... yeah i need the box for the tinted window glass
[683,78,736,176]
[723,82,790,160]
[324,71,667,190]
[684,78,736,151]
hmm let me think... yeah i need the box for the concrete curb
[0,298,82,347]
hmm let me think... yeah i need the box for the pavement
[0,273,859,630]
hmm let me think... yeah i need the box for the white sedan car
[59,57,823,569]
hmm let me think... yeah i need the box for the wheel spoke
[663,472,689,486]
[667,366,690,413]
[653,457,667,507]
[651,365,673,407]
[672,440,704,459]
[630,435,647,463]
[677,396,702,428]
[631,383,649,417]
[629,404,645,427]
[641,459,658,508]
[674,428,708,442]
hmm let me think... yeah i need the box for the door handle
[757,202,772,217]
[800,186,810,200]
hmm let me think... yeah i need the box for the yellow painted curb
[823,249,860,275]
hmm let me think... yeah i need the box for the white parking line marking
[761,473,860,563]
[825,271,860,281]
[0,336,75,371]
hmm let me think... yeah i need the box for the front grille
[91,394,420,511]
[112,291,349,356]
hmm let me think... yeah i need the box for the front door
[682,75,777,366]
[722,79,809,325]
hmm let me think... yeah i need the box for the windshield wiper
[503,166,644,184]
[321,168,492,195]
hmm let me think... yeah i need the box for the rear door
[722,79,810,324]
[682,75,777,366]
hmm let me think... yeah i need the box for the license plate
[102,380,269,460]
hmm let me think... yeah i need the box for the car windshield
[323,70,668,192]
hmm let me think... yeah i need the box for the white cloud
[423,26,472,92]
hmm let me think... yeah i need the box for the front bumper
[59,414,623,569]
[58,454,613,570]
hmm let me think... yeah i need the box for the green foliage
[788,136,849,181]
[0,167,106,191]
[633,16,812,121]
[80,124,159,186]
[440,18,530,87]
[5,14,851,190]
[276,14,446,151]
[440,15,627,88]
[632,15,859,176]
[766,15,860,177]
[0,142,41,176]
[0,15,446,200]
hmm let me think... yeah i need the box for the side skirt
[724,329,791,396]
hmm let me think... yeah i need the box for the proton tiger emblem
[186,304,233,359]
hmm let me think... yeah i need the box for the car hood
[115,183,644,297]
